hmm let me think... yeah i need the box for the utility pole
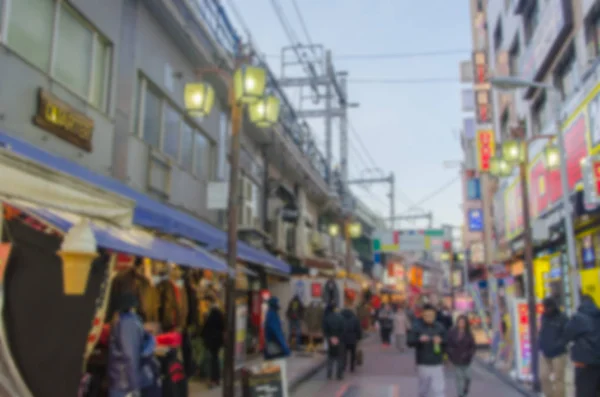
[347,173,396,228]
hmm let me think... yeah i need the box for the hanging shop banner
[489,274,503,361]
[469,282,491,338]
[505,177,524,240]
[243,359,289,397]
[476,130,495,172]
[511,298,544,381]
[467,178,481,200]
[235,301,248,365]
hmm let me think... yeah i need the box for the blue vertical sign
[467,178,481,200]
[468,209,484,231]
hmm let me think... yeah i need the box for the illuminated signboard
[476,130,495,172]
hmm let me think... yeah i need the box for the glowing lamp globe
[184,82,215,117]
[544,145,560,170]
[249,95,280,128]
[233,65,267,104]
[502,140,524,164]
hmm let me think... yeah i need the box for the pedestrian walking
[264,297,291,360]
[286,294,305,350]
[341,301,362,373]
[559,295,600,397]
[538,297,568,397]
[323,303,345,380]
[447,315,476,397]
[436,304,453,331]
[407,303,447,397]
[393,304,408,352]
[200,295,225,388]
[378,303,394,346]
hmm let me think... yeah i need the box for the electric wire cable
[348,77,459,85]
[266,49,471,60]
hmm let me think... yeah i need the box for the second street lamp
[184,57,279,397]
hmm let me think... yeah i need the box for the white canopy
[0,148,134,227]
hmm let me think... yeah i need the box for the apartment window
[585,8,600,61]
[554,45,578,99]
[180,122,194,171]
[523,0,540,45]
[509,40,520,76]
[142,87,161,148]
[6,0,54,71]
[532,94,551,135]
[500,110,510,141]
[193,132,208,178]
[493,19,503,52]
[5,0,112,110]
[162,104,180,159]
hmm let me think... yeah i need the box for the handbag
[266,341,283,358]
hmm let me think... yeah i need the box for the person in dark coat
[341,302,362,373]
[436,304,453,331]
[323,303,345,380]
[407,304,447,397]
[286,295,305,350]
[538,297,568,397]
[200,295,225,388]
[558,295,600,397]
[378,304,394,346]
[447,315,476,397]
[264,297,291,360]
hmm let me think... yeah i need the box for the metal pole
[345,218,352,289]
[519,140,541,392]
[553,90,580,313]
[223,61,244,397]
[390,173,396,229]
[325,51,333,187]
[339,73,348,190]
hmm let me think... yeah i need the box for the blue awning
[8,200,227,272]
[0,132,290,274]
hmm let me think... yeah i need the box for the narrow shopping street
[293,336,525,397]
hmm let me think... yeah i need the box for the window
[193,132,208,178]
[180,122,194,171]
[532,94,551,135]
[162,104,180,159]
[523,0,540,45]
[54,5,93,97]
[142,87,161,148]
[585,9,600,62]
[509,40,520,76]
[493,18,503,52]
[4,0,111,110]
[500,110,510,141]
[554,45,578,99]
[238,176,260,227]
[6,0,54,71]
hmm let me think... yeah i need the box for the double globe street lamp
[329,221,362,286]
[488,76,578,392]
[184,62,280,397]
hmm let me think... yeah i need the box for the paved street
[292,336,526,397]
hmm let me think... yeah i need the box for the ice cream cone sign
[57,220,98,295]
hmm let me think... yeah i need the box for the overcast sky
[223,0,472,230]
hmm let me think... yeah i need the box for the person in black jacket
[200,295,225,388]
[323,303,345,380]
[447,315,476,397]
[538,297,568,397]
[341,302,362,373]
[407,304,447,397]
[559,295,600,397]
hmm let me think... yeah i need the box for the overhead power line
[290,0,315,48]
[349,77,458,85]
[404,176,461,210]
[266,49,471,60]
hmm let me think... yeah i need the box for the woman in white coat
[393,304,408,352]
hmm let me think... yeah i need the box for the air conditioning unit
[269,216,286,251]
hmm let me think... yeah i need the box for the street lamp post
[489,76,577,393]
[184,54,280,397]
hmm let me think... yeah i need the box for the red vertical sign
[594,161,600,195]
[477,130,495,172]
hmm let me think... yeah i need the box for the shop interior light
[348,222,362,239]
[502,139,524,164]
[328,224,340,236]
[233,65,267,104]
[248,95,280,128]
[544,144,560,170]
[184,82,215,117]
